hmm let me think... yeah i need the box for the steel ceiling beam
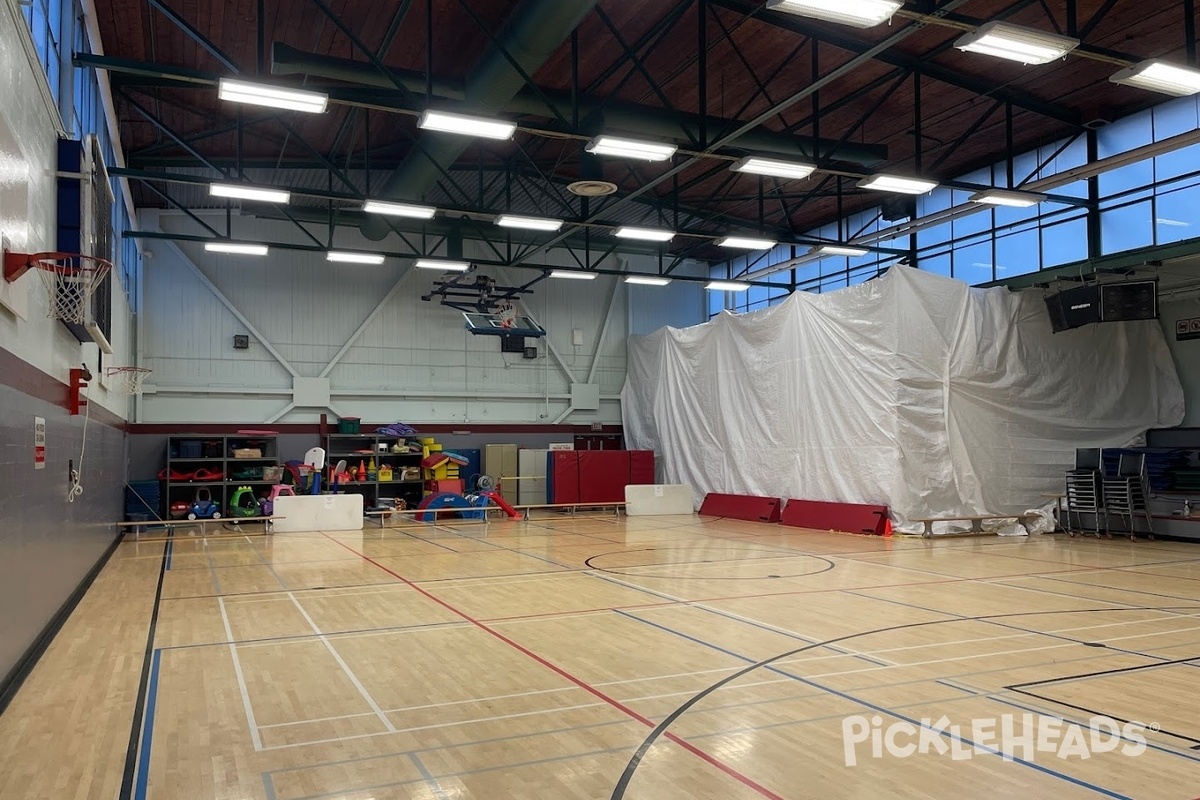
[360,0,598,240]
[269,46,888,164]
[146,0,241,73]
[492,0,977,273]
[708,0,1082,128]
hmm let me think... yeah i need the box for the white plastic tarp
[621,267,1184,529]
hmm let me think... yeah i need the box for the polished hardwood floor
[1,515,1198,799]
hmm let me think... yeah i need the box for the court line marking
[842,587,1200,665]
[286,592,397,733]
[408,752,453,800]
[614,610,1132,800]
[320,532,788,800]
[217,596,265,751]
[262,645,1180,786]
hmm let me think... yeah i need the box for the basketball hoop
[105,366,152,395]
[3,251,112,325]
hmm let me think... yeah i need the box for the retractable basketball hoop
[3,251,112,325]
[105,366,153,395]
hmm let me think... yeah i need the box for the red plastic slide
[479,490,522,519]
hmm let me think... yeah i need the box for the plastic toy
[187,488,221,520]
[169,500,191,519]
[228,485,260,517]
[260,483,296,516]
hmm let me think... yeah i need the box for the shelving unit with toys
[323,433,424,512]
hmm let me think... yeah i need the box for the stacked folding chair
[1064,448,1105,538]
[1102,452,1155,541]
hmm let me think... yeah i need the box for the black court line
[1007,686,1200,746]
[1007,654,1200,691]
[118,539,169,800]
[609,605,1200,800]
[584,547,836,580]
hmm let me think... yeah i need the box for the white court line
[259,700,612,750]
[248,612,1196,743]
[217,596,264,751]
[257,677,805,751]
[774,616,1200,680]
[287,592,397,733]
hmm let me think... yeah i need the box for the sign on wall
[34,417,45,469]
[1176,317,1200,341]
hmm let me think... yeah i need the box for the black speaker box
[1100,280,1157,322]
[1045,285,1101,333]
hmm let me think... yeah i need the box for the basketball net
[496,301,517,330]
[105,366,152,395]
[28,253,112,325]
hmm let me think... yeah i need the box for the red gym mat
[698,493,783,523]
[629,451,655,485]
[781,499,890,535]
[549,451,581,504]
[578,451,626,503]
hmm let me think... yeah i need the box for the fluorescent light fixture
[625,275,672,286]
[954,21,1079,65]
[327,251,385,265]
[813,244,869,257]
[418,110,516,140]
[717,236,777,250]
[362,200,437,219]
[614,226,676,242]
[730,156,817,181]
[217,78,328,113]
[969,188,1047,207]
[586,136,677,162]
[494,214,564,232]
[414,258,470,271]
[549,270,597,280]
[209,183,290,204]
[857,174,938,195]
[204,242,268,256]
[1110,59,1200,97]
[706,280,750,292]
[764,0,902,28]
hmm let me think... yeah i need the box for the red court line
[322,533,786,800]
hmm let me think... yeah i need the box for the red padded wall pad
[698,493,783,523]
[549,451,581,504]
[578,451,628,503]
[629,451,655,485]
[781,499,890,535]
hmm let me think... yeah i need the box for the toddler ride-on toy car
[187,488,221,520]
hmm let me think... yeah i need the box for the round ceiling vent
[567,180,618,197]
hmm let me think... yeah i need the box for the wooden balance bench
[911,513,1041,538]
[115,516,284,540]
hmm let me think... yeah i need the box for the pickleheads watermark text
[842,713,1152,766]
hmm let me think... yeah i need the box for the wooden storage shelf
[164,434,279,513]
[325,433,424,511]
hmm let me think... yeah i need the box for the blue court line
[588,571,890,668]
[613,609,1133,800]
[408,753,453,800]
[935,676,1200,765]
[839,589,1172,664]
[164,539,173,571]
[133,648,162,800]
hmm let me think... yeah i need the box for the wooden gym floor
[1,515,1199,799]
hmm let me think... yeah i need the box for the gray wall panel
[0,384,125,683]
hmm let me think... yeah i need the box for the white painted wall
[0,2,133,418]
[137,210,705,424]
